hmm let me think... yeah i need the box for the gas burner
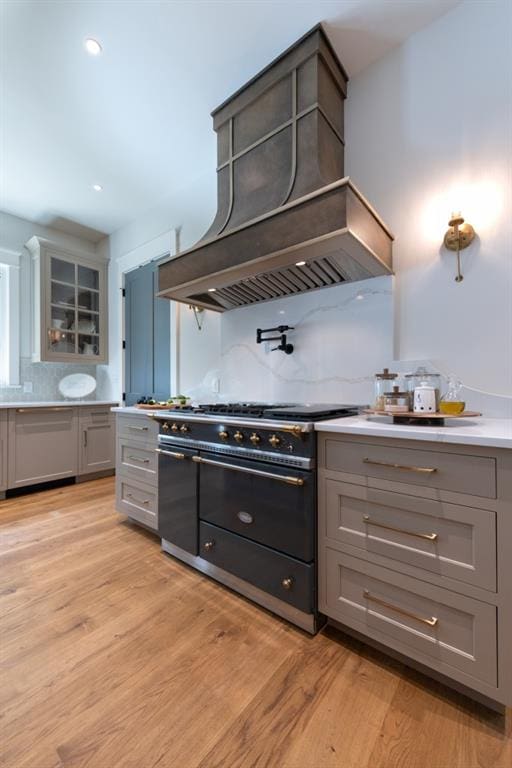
[196,402,294,418]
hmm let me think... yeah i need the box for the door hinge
[122,340,126,349]
[122,392,126,402]
[121,288,126,297]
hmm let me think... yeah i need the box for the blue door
[124,260,170,405]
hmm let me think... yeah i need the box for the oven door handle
[155,448,187,460]
[191,455,304,486]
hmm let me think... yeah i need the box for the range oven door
[197,453,314,562]
[157,446,198,555]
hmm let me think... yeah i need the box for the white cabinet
[26,236,108,363]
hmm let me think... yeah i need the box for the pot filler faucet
[256,325,294,354]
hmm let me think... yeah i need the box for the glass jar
[383,385,411,413]
[374,367,398,410]
[405,367,441,409]
[439,376,466,415]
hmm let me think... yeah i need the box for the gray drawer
[116,476,157,530]
[117,414,158,441]
[323,480,496,591]
[117,439,158,486]
[324,439,496,498]
[79,406,113,425]
[323,549,497,687]
[199,522,314,613]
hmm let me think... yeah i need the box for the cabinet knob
[162,422,170,431]
[269,434,281,448]
[281,577,294,590]
[234,430,244,443]
[203,540,215,552]
[171,423,179,432]
[219,430,229,441]
[250,432,261,445]
[180,424,189,433]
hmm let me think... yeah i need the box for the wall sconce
[443,212,476,282]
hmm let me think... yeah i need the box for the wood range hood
[158,24,393,312]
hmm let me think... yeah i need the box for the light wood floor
[0,478,510,768]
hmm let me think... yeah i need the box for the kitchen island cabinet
[113,409,159,531]
[316,423,512,712]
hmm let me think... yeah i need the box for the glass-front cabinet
[26,236,108,363]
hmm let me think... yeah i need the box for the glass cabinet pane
[78,265,99,290]
[77,288,99,313]
[51,257,75,285]
[76,311,98,334]
[48,330,76,354]
[50,305,74,331]
[78,335,100,356]
[51,281,75,307]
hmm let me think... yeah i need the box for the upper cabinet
[26,237,108,363]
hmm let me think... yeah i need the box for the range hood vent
[158,24,393,312]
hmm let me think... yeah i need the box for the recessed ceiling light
[84,38,102,56]
[92,184,103,192]
[356,293,364,300]
[295,260,306,267]
[208,288,217,292]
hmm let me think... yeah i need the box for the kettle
[413,381,436,413]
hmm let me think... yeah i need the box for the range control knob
[161,422,170,432]
[219,430,229,441]
[250,432,261,446]
[171,423,179,432]
[269,434,281,449]
[234,430,244,443]
[281,577,294,590]
[180,424,189,433]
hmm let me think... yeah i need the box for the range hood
[158,24,393,312]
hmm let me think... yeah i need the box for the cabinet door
[8,408,78,488]
[0,410,7,492]
[124,260,170,405]
[79,411,115,475]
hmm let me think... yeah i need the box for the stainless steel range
[153,403,361,633]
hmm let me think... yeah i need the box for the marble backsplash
[220,276,394,406]
[0,357,110,402]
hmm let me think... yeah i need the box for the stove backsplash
[220,275,393,405]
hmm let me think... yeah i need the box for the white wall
[103,173,221,402]
[217,0,512,417]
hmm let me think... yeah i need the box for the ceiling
[0,0,460,240]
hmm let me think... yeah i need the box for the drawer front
[117,414,158,442]
[118,439,158,485]
[79,406,113,425]
[199,522,314,613]
[116,477,157,529]
[324,439,496,498]
[323,549,497,687]
[324,480,496,591]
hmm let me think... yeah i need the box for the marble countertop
[315,415,512,449]
[111,406,155,415]
[0,400,118,408]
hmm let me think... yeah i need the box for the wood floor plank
[0,478,510,768]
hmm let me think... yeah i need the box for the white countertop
[111,406,156,415]
[315,415,512,449]
[0,400,118,408]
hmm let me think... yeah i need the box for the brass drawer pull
[128,425,149,432]
[363,458,437,474]
[128,455,150,464]
[16,406,73,413]
[191,455,304,486]
[126,492,150,506]
[155,448,185,460]
[363,589,438,627]
[363,515,438,542]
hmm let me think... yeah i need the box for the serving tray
[363,409,481,426]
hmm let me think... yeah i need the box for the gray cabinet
[8,407,78,489]
[26,236,108,364]
[115,412,159,531]
[318,432,512,709]
[78,406,115,476]
[0,410,7,496]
